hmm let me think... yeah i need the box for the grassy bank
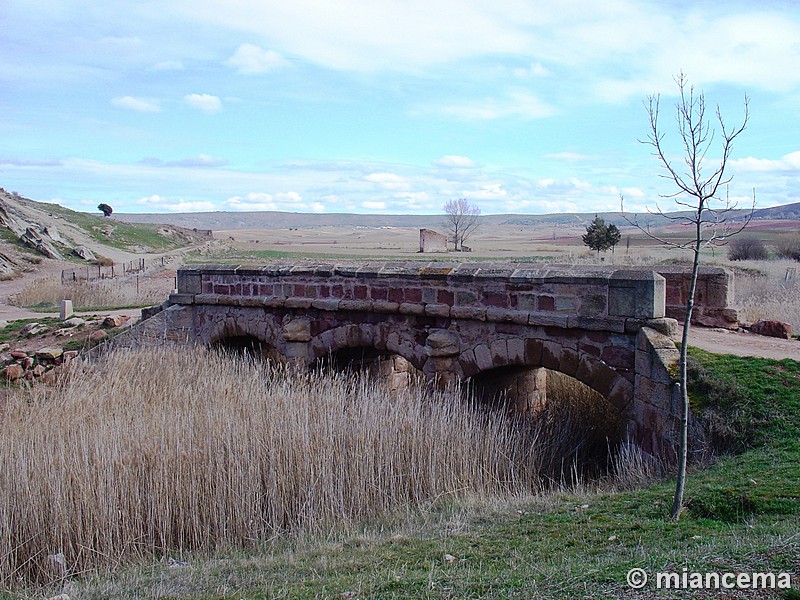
[2,349,798,598]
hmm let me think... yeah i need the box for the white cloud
[111,96,162,113]
[140,154,228,168]
[135,194,214,212]
[438,91,556,120]
[364,172,410,191]
[184,93,223,113]
[731,151,800,173]
[226,43,287,74]
[362,200,387,210]
[433,155,480,169]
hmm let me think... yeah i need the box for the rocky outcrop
[749,320,794,340]
[20,227,64,260]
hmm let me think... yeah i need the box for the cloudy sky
[1,0,798,215]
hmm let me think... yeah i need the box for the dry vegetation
[0,347,648,587]
[732,259,800,331]
[9,273,172,311]
[0,349,528,583]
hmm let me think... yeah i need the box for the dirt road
[680,326,800,361]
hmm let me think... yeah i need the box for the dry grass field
[0,347,631,586]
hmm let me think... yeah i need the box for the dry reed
[0,348,544,584]
[733,260,800,331]
[10,274,169,310]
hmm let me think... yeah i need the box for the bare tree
[621,72,753,521]
[443,198,481,251]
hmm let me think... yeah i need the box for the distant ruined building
[419,229,447,253]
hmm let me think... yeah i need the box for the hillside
[115,203,794,232]
[0,188,212,278]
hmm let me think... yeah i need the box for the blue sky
[1,0,799,215]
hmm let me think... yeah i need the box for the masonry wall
[419,229,448,253]
[654,266,737,329]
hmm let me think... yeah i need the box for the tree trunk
[670,209,703,520]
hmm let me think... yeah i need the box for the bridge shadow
[469,366,623,479]
[312,347,424,392]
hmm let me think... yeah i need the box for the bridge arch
[125,262,689,458]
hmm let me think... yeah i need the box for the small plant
[97,203,113,217]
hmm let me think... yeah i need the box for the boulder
[0,319,8,330]
[749,320,793,340]
[63,317,87,327]
[73,245,96,261]
[89,330,107,342]
[19,322,40,336]
[103,315,130,328]
[36,347,64,361]
[10,350,28,359]
[3,364,24,381]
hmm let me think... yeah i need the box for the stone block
[559,348,579,377]
[283,319,311,342]
[609,270,665,318]
[474,343,493,371]
[450,306,486,321]
[372,301,400,314]
[425,330,461,357]
[541,341,561,370]
[424,304,451,318]
[507,337,525,365]
[490,339,509,366]
[524,338,543,365]
[399,302,426,316]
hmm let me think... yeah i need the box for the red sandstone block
[319,285,330,298]
[538,296,555,311]
[405,288,423,303]
[483,292,508,308]
[354,285,368,300]
[371,287,388,301]
[388,287,404,303]
[293,284,305,297]
[601,346,635,369]
[332,285,344,298]
[213,284,229,294]
[437,289,455,306]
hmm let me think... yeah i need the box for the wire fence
[61,257,169,283]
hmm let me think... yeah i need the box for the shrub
[727,235,768,261]
[773,233,800,261]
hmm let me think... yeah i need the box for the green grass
[0,317,61,344]
[187,248,563,264]
[40,203,190,252]
[28,347,797,599]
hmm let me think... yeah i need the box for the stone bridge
[117,262,740,458]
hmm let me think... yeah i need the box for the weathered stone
[73,245,96,261]
[36,347,64,361]
[89,330,107,342]
[20,322,40,336]
[103,315,130,328]
[749,320,793,340]
[10,350,27,359]
[425,330,461,357]
[63,317,87,327]
[3,364,23,381]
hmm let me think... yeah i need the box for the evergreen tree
[582,216,620,253]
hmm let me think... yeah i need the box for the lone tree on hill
[621,72,753,521]
[97,203,113,217]
[443,198,481,251]
[582,215,621,254]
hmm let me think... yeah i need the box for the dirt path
[677,325,800,361]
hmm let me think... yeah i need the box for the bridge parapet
[175,262,669,334]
